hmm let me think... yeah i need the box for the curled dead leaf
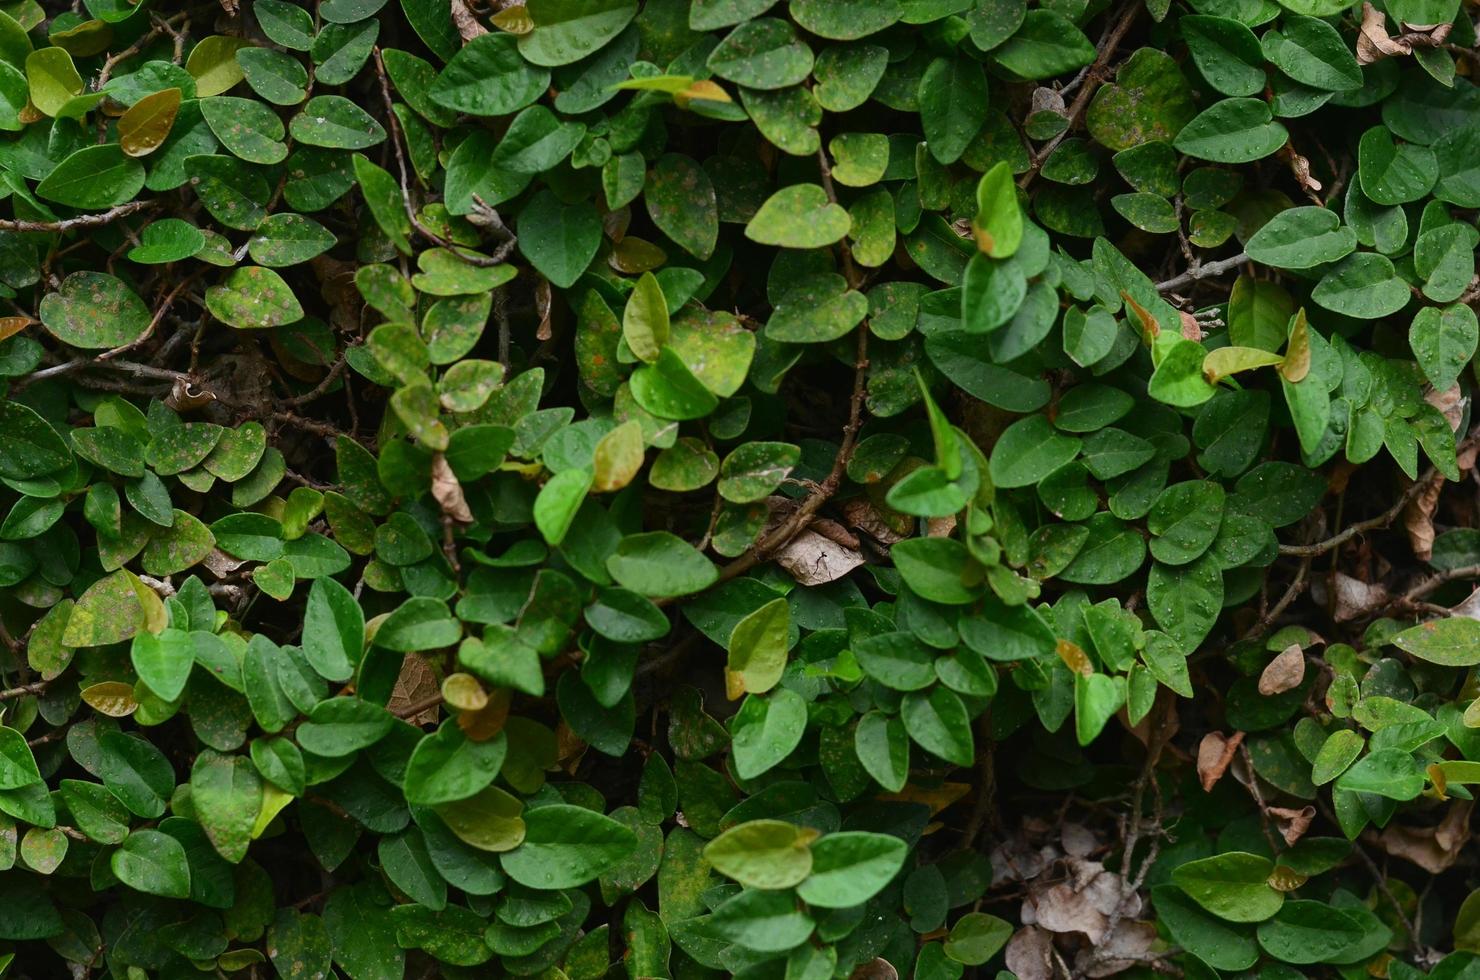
[1197,730,1244,791]
[1377,799,1473,872]
[387,654,440,726]
[774,527,865,586]
[431,453,475,524]
[1404,473,1442,561]
[1258,643,1306,695]
[1005,926,1056,980]
[849,959,899,980]
[1267,805,1316,845]
[1075,921,1158,978]
[1330,571,1389,622]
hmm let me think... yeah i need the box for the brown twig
[1156,252,1249,293]
[0,681,47,701]
[0,200,156,233]
[1020,0,1140,191]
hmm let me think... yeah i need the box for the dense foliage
[2,0,1480,975]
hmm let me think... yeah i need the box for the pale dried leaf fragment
[774,528,865,586]
[1358,3,1411,61]
[1005,926,1056,980]
[1331,571,1388,622]
[1197,731,1244,791]
[1258,644,1306,695]
[1075,921,1159,978]
[843,497,909,544]
[431,453,474,524]
[1267,805,1316,845]
[450,0,489,40]
[387,654,440,726]
[849,959,900,980]
[1404,473,1443,560]
[1377,799,1473,872]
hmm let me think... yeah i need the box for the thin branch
[1020,0,1140,191]
[0,200,155,233]
[1156,252,1248,293]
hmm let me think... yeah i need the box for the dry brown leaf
[431,454,475,524]
[202,548,246,579]
[387,654,440,726]
[1259,644,1306,695]
[1404,473,1442,560]
[1197,731,1245,791]
[926,515,958,537]
[450,0,489,39]
[808,517,861,550]
[1377,799,1473,872]
[1075,921,1158,978]
[849,959,900,980]
[1288,150,1323,193]
[1449,586,1480,621]
[843,497,909,544]
[1060,823,1097,858]
[1268,805,1316,845]
[774,528,865,586]
[1005,927,1057,980]
[1358,3,1411,61]
[1024,859,1138,943]
[1331,571,1389,622]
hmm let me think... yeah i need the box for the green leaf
[1255,900,1366,965]
[404,721,507,806]
[943,913,1013,965]
[190,750,262,863]
[707,17,812,89]
[731,688,807,778]
[518,0,637,66]
[1410,304,1478,391]
[112,829,192,898]
[518,190,600,288]
[645,154,719,260]
[130,628,193,702]
[1245,207,1356,269]
[1173,98,1288,163]
[1359,124,1438,206]
[623,272,669,364]
[744,184,851,248]
[205,266,305,329]
[919,55,987,163]
[972,161,1022,258]
[431,33,548,115]
[1262,16,1361,92]
[988,414,1081,488]
[727,597,789,696]
[295,697,394,756]
[289,94,386,149]
[36,144,144,208]
[892,537,981,604]
[0,728,39,790]
[1392,616,1480,665]
[39,272,151,350]
[1182,15,1265,97]
[302,576,363,682]
[901,686,974,766]
[606,531,718,597]
[708,888,814,952]
[500,804,637,887]
[703,818,816,889]
[992,10,1094,80]
[795,831,907,908]
[1334,748,1425,799]
[25,47,81,116]
[1172,852,1283,923]
[1312,252,1411,319]
[854,711,910,792]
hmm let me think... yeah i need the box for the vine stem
[1019,0,1140,191]
[0,199,155,233]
